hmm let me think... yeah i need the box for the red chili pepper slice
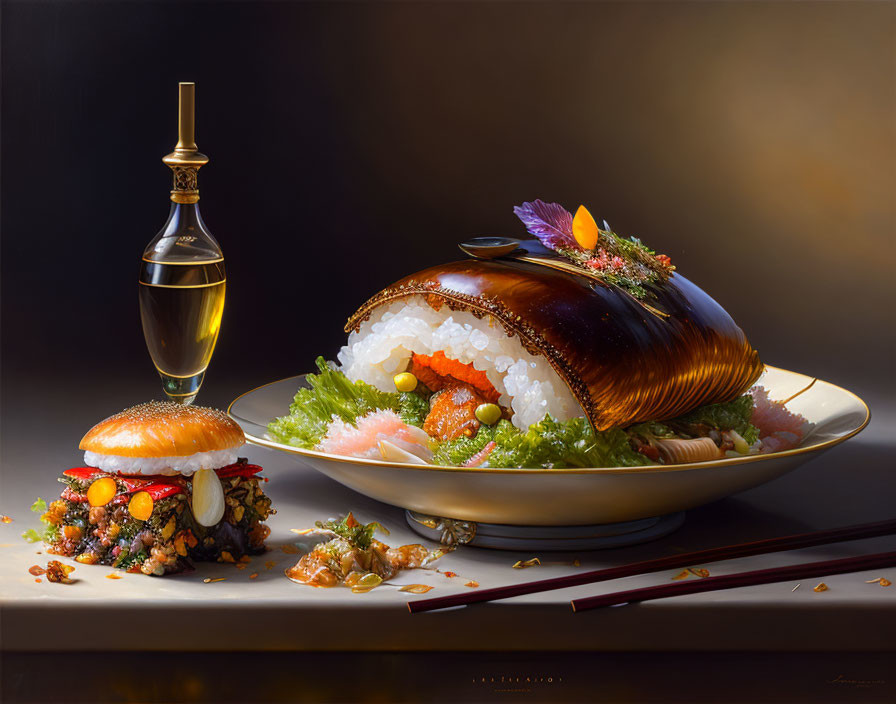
[63,467,105,480]
[62,469,184,503]
[215,463,263,479]
[139,484,185,501]
[117,475,159,492]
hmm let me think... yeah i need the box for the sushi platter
[229,365,869,534]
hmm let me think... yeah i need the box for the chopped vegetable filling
[29,459,274,576]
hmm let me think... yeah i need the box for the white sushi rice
[338,295,581,430]
[83,446,242,476]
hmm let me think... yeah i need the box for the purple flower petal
[512,200,579,251]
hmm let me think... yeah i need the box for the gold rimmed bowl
[228,366,869,527]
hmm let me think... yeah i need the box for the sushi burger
[269,200,810,468]
[40,401,274,575]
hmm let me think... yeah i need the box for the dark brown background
[2,2,894,702]
[2,1,893,408]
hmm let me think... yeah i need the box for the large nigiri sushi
[269,201,809,468]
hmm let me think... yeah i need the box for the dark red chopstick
[408,518,896,613]
[570,550,896,612]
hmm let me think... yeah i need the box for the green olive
[474,402,502,426]
[393,372,418,393]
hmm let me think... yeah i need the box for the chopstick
[570,550,896,612]
[408,518,896,613]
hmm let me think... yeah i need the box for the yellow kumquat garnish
[87,477,117,507]
[128,491,154,521]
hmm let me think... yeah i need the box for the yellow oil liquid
[138,258,226,403]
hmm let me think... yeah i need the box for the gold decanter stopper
[162,82,209,204]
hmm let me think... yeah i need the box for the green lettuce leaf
[397,391,429,428]
[316,513,389,551]
[21,497,59,543]
[434,416,650,469]
[267,358,427,448]
[668,394,759,444]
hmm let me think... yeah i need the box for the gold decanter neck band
[162,82,208,204]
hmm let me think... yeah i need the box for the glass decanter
[139,82,225,405]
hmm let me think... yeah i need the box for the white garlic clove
[192,467,225,526]
[404,424,437,449]
[378,439,430,465]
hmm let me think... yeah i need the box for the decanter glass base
[158,370,205,406]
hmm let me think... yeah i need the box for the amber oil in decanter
[139,82,225,405]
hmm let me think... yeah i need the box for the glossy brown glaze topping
[346,259,763,430]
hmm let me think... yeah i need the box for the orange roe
[409,352,501,403]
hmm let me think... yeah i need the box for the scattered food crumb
[280,544,299,554]
[443,571,458,578]
[28,565,46,576]
[880,578,891,587]
[219,551,236,563]
[672,567,710,580]
[45,561,75,584]
[106,573,123,580]
[203,577,227,583]
[34,578,41,583]
[813,582,828,592]
[236,563,248,570]
[399,584,434,594]
[1,515,13,523]
[573,559,581,567]
[465,580,479,588]
[512,557,541,569]
[792,584,801,592]
[265,560,277,570]
[249,573,259,579]
[239,555,251,563]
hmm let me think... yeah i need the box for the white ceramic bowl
[229,366,869,526]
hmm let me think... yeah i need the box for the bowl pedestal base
[405,510,685,551]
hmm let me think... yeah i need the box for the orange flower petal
[572,205,600,250]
